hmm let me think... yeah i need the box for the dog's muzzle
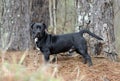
[35,32,41,38]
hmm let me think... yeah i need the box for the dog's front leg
[44,54,50,63]
[42,48,50,63]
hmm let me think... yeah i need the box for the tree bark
[114,0,120,54]
[76,0,115,54]
[0,0,31,51]
[49,0,54,28]
[0,0,2,48]
[31,0,49,26]
[53,0,57,34]
[48,0,57,34]
[62,0,67,34]
[0,0,50,51]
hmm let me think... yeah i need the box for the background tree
[75,0,116,55]
[0,0,119,56]
[49,0,57,34]
[55,0,76,34]
[0,0,30,51]
[0,0,49,51]
[114,0,120,54]
[31,0,49,26]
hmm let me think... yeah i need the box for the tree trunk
[0,0,31,51]
[53,0,57,34]
[114,0,120,54]
[31,0,49,26]
[0,0,2,49]
[0,0,49,51]
[76,0,115,54]
[62,0,67,34]
[48,0,57,34]
[49,0,54,28]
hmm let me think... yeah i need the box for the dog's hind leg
[77,49,93,67]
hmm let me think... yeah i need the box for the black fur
[31,22,103,66]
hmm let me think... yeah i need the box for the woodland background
[0,0,119,54]
[0,0,120,81]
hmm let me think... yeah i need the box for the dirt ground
[1,50,120,81]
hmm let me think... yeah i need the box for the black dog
[31,22,103,66]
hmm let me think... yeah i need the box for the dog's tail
[79,30,103,40]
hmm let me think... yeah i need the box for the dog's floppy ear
[30,22,35,29]
[43,23,47,29]
[42,23,48,32]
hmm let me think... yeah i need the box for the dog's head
[30,22,47,39]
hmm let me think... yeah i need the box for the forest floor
[0,50,120,81]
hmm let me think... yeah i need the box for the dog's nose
[36,30,41,34]
[37,32,41,34]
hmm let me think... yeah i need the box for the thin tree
[49,0,57,34]
[62,0,67,34]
